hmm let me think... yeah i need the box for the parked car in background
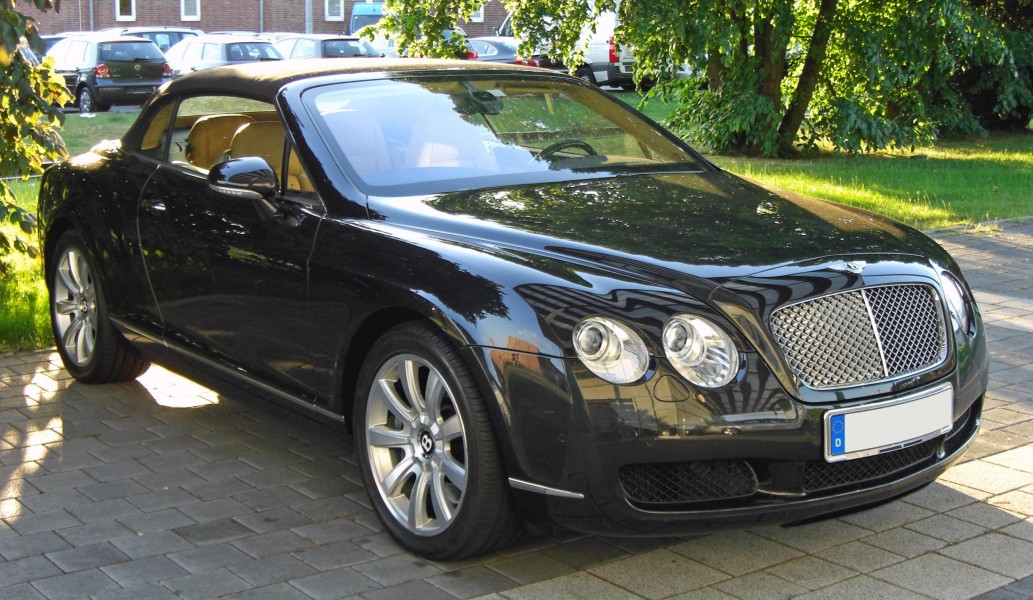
[469,36,564,71]
[42,32,84,53]
[274,34,379,59]
[101,26,202,53]
[39,59,987,560]
[349,1,383,35]
[164,34,281,78]
[46,33,170,112]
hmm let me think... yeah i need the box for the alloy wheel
[365,353,468,536]
[52,246,98,367]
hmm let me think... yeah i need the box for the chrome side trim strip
[112,317,345,424]
[508,477,584,499]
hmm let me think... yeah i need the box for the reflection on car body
[38,59,988,560]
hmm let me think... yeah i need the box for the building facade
[28,0,507,38]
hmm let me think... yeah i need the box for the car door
[134,94,326,399]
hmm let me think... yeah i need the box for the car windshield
[99,41,165,61]
[303,75,704,196]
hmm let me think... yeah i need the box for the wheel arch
[334,301,481,430]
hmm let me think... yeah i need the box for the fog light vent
[619,460,757,506]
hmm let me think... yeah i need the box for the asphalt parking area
[2,220,1032,600]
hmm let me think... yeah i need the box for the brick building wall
[27,0,508,37]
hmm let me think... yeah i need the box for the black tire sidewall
[353,323,507,558]
[49,231,119,382]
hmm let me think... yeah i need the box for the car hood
[370,170,946,286]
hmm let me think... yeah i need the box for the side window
[275,39,296,58]
[67,40,89,66]
[181,41,203,63]
[170,95,277,174]
[293,39,317,59]
[202,43,220,61]
[136,103,176,159]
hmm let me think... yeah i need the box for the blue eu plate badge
[823,384,953,462]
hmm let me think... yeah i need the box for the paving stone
[162,568,251,600]
[792,574,929,600]
[901,480,981,512]
[939,532,1033,579]
[78,478,148,502]
[750,520,871,553]
[289,567,381,599]
[55,520,136,547]
[0,583,47,600]
[4,509,82,535]
[31,568,122,600]
[361,579,457,600]
[840,499,935,532]
[66,497,142,523]
[168,542,254,574]
[539,536,630,570]
[905,513,988,542]
[111,530,194,559]
[0,530,72,560]
[496,571,640,600]
[174,518,254,546]
[872,553,1010,600]
[235,507,313,534]
[233,529,314,559]
[948,501,1025,529]
[101,555,190,586]
[988,489,1033,517]
[669,530,803,576]
[0,555,64,587]
[862,527,947,558]
[764,556,857,591]
[91,583,181,600]
[221,582,313,599]
[46,541,130,572]
[228,554,318,586]
[426,565,518,599]
[819,541,905,573]
[484,550,577,586]
[291,539,380,571]
[291,517,373,545]
[587,549,728,600]
[713,571,809,600]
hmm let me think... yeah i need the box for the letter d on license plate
[824,384,954,462]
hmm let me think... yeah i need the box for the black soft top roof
[162,58,555,101]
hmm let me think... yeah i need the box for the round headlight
[938,270,972,332]
[662,314,740,388]
[572,317,650,384]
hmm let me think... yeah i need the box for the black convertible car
[38,60,988,559]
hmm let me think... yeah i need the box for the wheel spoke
[439,415,463,441]
[63,316,85,363]
[407,467,432,528]
[425,370,444,420]
[430,472,455,523]
[67,250,86,292]
[375,377,416,423]
[439,453,467,493]
[57,261,79,296]
[367,424,410,448]
[54,299,78,315]
[381,455,418,497]
[400,359,428,416]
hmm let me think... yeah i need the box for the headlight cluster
[938,270,973,333]
[572,314,740,388]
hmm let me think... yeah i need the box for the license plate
[824,384,953,462]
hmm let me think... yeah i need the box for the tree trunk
[778,0,838,156]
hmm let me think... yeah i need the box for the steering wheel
[532,139,598,162]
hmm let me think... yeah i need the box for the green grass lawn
[2,102,1031,352]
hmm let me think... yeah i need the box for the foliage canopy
[0,0,70,261]
[373,0,1032,157]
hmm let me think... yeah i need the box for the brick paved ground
[2,219,1032,600]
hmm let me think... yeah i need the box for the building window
[181,0,200,21]
[115,0,135,21]
[325,0,344,21]
[469,4,484,23]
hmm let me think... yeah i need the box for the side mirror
[208,157,278,200]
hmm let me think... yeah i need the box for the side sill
[113,317,345,424]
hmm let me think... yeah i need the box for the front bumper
[471,327,987,536]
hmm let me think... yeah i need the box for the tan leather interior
[185,114,254,170]
[228,121,314,192]
[405,100,497,170]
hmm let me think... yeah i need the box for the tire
[575,66,597,86]
[354,322,520,559]
[49,231,149,383]
[77,87,109,113]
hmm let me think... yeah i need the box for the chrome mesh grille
[770,285,947,389]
